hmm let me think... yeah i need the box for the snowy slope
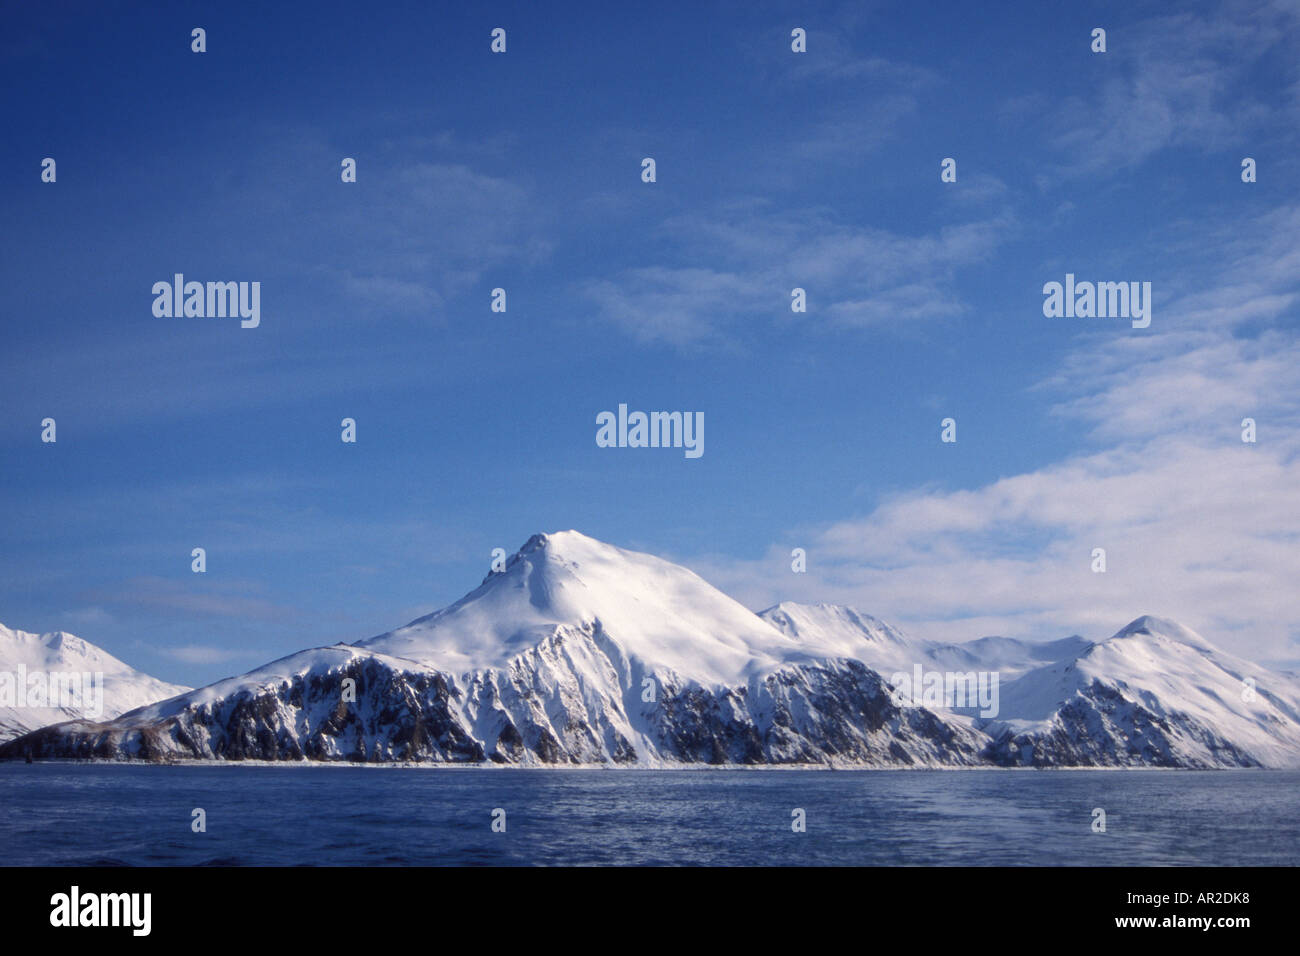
[0,623,189,743]
[758,602,915,674]
[760,602,1091,680]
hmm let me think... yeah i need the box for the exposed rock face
[984,679,1261,769]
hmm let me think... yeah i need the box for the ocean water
[1,764,1296,866]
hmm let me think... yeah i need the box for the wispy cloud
[83,577,294,622]
[154,644,254,666]
[579,202,1014,346]
[59,607,113,629]
[1039,3,1300,176]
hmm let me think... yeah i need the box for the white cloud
[699,431,1300,663]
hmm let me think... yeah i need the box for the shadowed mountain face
[5,532,1299,768]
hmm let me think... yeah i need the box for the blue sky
[3,0,1299,686]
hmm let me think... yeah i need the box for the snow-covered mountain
[982,616,1300,768]
[0,623,189,743]
[760,602,1300,767]
[4,531,1298,768]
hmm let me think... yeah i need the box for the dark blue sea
[2,764,1296,866]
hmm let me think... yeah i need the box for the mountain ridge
[4,530,1298,768]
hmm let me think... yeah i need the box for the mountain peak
[512,529,607,563]
[519,532,549,553]
[363,530,805,683]
[1110,615,1214,649]
[521,529,591,548]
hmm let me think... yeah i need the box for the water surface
[1,764,1294,866]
